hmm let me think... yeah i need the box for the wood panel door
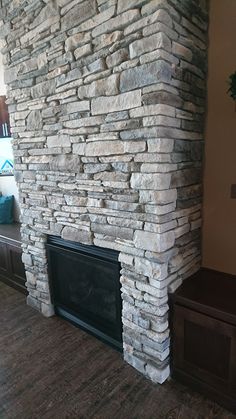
[172,305,236,399]
[7,243,26,290]
[0,241,26,294]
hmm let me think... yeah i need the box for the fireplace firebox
[46,236,122,351]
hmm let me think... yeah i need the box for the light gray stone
[120,61,171,92]
[65,32,91,51]
[106,48,129,68]
[74,43,92,60]
[134,230,175,252]
[85,140,125,156]
[92,223,133,240]
[130,104,175,118]
[20,15,59,45]
[140,48,179,66]
[92,9,140,38]
[57,68,82,87]
[143,115,180,128]
[22,253,32,266]
[73,142,86,155]
[18,57,38,75]
[30,1,59,30]
[61,0,97,31]
[147,139,174,153]
[135,257,168,281]
[62,226,93,245]
[31,79,56,99]
[125,8,173,36]
[64,116,104,129]
[141,163,177,173]
[142,0,178,21]
[73,5,116,32]
[172,41,193,61]
[91,90,141,115]
[143,21,178,40]
[49,155,81,172]
[27,110,42,130]
[139,189,177,204]
[130,173,171,190]
[119,253,134,266]
[146,364,170,384]
[41,302,55,317]
[64,195,87,206]
[66,100,90,113]
[4,66,18,84]
[117,0,146,14]
[130,33,171,59]
[78,74,119,98]
[47,134,71,148]
[124,141,146,153]
[93,31,123,50]
[85,58,106,75]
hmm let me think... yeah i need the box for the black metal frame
[46,235,123,352]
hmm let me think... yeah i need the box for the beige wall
[203,0,236,275]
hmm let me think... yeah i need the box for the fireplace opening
[46,236,123,351]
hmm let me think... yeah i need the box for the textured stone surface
[131,173,171,190]
[92,9,140,37]
[134,230,175,253]
[49,155,81,172]
[61,0,97,31]
[120,61,172,92]
[129,33,171,58]
[91,91,141,115]
[27,110,42,130]
[78,74,119,98]
[61,226,93,245]
[1,0,208,385]
[85,140,125,156]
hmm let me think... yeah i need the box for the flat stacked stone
[0,0,208,384]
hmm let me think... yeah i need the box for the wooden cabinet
[0,224,26,294]
[171,268,236,414]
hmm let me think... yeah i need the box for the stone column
[0,0,208,383]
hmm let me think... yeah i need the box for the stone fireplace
[0,0,208,383]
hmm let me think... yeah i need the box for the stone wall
[0,0,208,383]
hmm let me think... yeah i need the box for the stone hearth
[0,0,208,383]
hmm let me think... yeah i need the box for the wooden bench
[171,268,236,414]
[0,223,26,294]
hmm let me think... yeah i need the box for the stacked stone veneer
[0,0,208,383]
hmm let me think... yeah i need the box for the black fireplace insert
[46,236,122,351]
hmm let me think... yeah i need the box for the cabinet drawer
[8,243,26,288]
[172,305,236,396]
[0,240,26,294]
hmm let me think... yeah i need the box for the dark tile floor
[0,281,235,419]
